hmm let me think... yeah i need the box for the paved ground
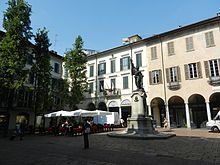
[0,128,220,165]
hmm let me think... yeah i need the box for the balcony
[167,81,181,90]
[208,76,220,86]
[104,88,121,98]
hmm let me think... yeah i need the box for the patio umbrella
[71,109,98,117]
[44,110,72,117]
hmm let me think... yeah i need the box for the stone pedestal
[108,90,175,139]
[126,90,154,134]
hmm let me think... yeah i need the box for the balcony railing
[208,76,220,86]
[167,81,181,90]
[104,88,121,98]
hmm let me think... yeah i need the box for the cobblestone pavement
[0,128,220,165]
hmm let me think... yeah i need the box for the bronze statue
[130,59,143,90]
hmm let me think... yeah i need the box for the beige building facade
[81,16,220,129]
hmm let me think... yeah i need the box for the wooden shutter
[204,61,209,78]
[177,66,181,82]
[120,59,122,71]
[165,68,170,83]
[184,64,189,80]
[149,71,152,85]
[197,62,202,78]
[159,69,163,84]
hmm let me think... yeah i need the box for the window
[167,41,175,56]
[123,76,128,89]
[149,70,162,85]
[184,62,202,79]
[98,63,106,76]
[185,37,194,51]
[188,63,197,79]
[152,70,159,84]
[209,59,219,77]
[111,78,116,90]
[54,63,60,73]
[99,80,104,92]
[166,66,181,83]
[89,65,94,77]
[136,53,142,67]
[151,46,157,60]
[111,60,116,73]
[205,31,215,47]
[88,82,94,94]
[120,57,130,71]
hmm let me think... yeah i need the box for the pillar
[206,102,212,122]
[185,103,191,128]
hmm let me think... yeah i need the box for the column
[148,105,152,116]
[119,107,122,119]
[165,104,170,128]
[206,102,212,122]
[185,103,191,128]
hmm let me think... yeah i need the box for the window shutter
[128,57,130,69]
[184,64,189,80]
[149,71,152,85]
[204,61,209,78]
[177,66,181,82]
[165,68,170,83]
[197,62,202,78]
[210,32,215,46]
[104,63,106,74]
[159,69,163,84]
[120,59,122,71]
[205,32,210,47]
[218,59,220,73]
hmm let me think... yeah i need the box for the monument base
[108,116,175,140]
[126,116,154,134]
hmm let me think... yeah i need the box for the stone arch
[108,101,119,113]
[98,102,107,111]
[87,102,96,111]
[188,94,207,128]
[209,92,220,118]
[168,96,186,128]
[150,97,165,127]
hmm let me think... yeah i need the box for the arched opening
[168,96,186,128]
[87,102,96,111]
[150,97,165,127]
[98,102,107,111]
[16,113,29,125]
[209,92,220,118]
[108,101,119,113]
[121,99,131,127]
[188,94,207,128]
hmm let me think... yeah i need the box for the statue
[130,59,143,90]
[130,59,147,115]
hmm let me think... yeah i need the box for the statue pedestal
[126,90,154,134]
[108,90,175,139]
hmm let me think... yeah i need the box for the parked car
[206,111,220,132]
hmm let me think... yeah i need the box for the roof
[88,15,220,58]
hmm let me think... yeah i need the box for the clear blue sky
[0,0,220,56]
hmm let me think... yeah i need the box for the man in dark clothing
[83,121,91,149]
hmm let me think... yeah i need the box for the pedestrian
[10,123,21,140]
[163,117,168,129]
[19,120,26,140]
[83,120,91,149]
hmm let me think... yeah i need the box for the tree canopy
[64,36,87,109]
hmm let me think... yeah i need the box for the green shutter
[204,61,209,78]
[184,64,189,80]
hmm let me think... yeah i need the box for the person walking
[83,120,91,149]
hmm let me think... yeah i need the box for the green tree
[32,28,52,118]
[0,0,32,127]
[64,36,87,110]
